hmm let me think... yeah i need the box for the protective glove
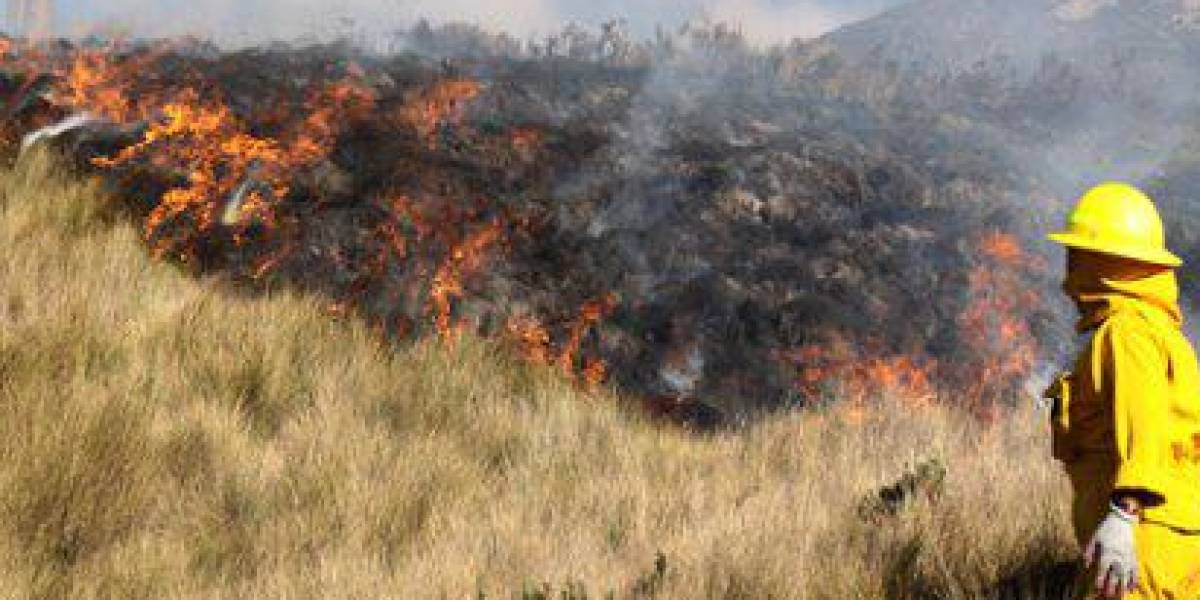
[1085,502,1140,598]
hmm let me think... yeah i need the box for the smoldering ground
[10,0,1200,416]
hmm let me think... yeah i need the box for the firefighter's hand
[1085,502,1140,598]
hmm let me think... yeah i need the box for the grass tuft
[0,151,1078,597]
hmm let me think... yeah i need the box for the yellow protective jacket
[1051,259,1200,598]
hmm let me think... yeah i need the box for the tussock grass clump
[0,151,1076,598]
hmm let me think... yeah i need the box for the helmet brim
[1048,232,1183,267]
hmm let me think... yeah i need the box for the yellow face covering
[1062,251,1183,332]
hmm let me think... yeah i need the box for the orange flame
[582,357,609,388]
[956,231,1045,404]
[374,195,414,263]
[250,243,294,280]
[398,78,482,146]
[53,46,172,123]
[59,50,132,120]
[790,339,937,409]
[508,126,545,161]
[88,76,374,257]
[506,315,553,364]
[289,78,377,165]
[558,293,618,377]
[8,47,620,400]
[785,231,1044,415]
[503,293,618,389]
[978,231,1023,263]
[430,219,504,340]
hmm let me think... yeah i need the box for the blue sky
[44,0,906,45]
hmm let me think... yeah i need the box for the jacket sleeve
[1095,316,1171,505]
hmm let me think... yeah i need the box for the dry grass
[0,150,1077,599]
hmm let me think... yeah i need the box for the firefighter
[1046,182,1200,598]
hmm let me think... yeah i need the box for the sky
[43,0,909,46]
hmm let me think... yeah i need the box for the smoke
[701,0,854,41]
[54,0,908,46]
[12,0,1143,408]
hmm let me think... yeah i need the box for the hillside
[7,3,1200,416]
[0,27,1064,416]
[795,0,1200,329]
[0,151,1074,598]
[825,0,1200,75]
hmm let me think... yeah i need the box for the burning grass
[0,36,1067,417]
[0,150,1078,597]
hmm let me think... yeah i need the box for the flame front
[2,40,1050,417]
[88,76,375,259]
[790,338,937,411]
[557,293,618,378]
[430,219,504,340]
[784,231,1044,416]
[399,78,482,147]
[956,231,1045,405]
[505,293,618,388]
[2,45,584,372]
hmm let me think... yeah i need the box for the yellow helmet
[1048,182,1182,267]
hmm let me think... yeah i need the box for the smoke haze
[18,0,1200,405]
[49,0,908,45]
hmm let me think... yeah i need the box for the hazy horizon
[31,0,908,46]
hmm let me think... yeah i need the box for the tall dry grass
[0,150,1077,599]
